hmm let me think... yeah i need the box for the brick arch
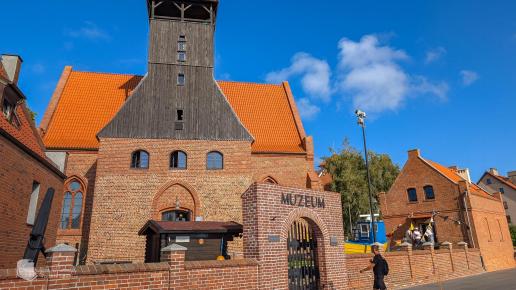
[280,207,330,287]
[65,175,88,190]
[151,181,201,220]
[280,207,329,240]
[256,174,282,185]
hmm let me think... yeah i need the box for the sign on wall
[281,193,325,209]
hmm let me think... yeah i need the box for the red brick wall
[345,246,484,290]
[242,183,346,289]
[87,138,254,263]
[251,153,311,188]
[468,192,516,271]
[0,247,258,290]
[380,154,468,244]
[0,136,64,269]
[56,151,97,264]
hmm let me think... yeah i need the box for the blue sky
[2,0,515,180]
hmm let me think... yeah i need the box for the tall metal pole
[357,111,377,243]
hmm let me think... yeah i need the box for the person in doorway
[360,244,388,290]
[412,228,422,248]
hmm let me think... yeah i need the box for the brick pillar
[457,241,470,269]
[423,242,436,275]
[161,244,187,271]
[441,241,454,272]
[45,244,77,278]
[400,242,414,280]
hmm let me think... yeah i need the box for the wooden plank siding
[98,15,252,142]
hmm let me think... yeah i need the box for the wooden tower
[99,0,252,141]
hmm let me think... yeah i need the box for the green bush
[510,225,516,247]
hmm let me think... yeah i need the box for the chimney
[489,168,499,176]
[456,168,471,183]
[0,54,23,84]
[448,166,458,171]
[408,149,421,159]
[508,171,516,184]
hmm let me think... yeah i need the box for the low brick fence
[0,244,258,290]
[345,242,485,289]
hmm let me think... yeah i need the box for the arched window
[207,151,223,170]
[161,210,191,222]
[131,150,149,169]
[170,151,187,170]
[497,219,504,241]
[407,188,418,202]
[60,179,84,230]
[423,185,435,200]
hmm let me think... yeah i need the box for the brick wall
[251,153,311,188]
[468,191,516,271]
[380,152,468,244]
[87,138,255,263]
[242,183,347,289]
[345,243,485,290]
[0,136,64,269]
[0,244,258,290]
[56,151,97,264]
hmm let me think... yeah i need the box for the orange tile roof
[218,81,304,153]
[0,104,46,159]
[424,159,493,198]
[484,172,516,191]
[42,69,306,153]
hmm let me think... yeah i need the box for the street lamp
[355,109,377,243]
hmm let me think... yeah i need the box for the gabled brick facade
[380,149,515,271]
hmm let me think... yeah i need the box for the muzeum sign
[281,193,325,209]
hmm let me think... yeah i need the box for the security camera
[355,109,366,119]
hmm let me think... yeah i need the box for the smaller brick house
[478,168,516,225]
[0,55,66,269]
[380,149,515,271]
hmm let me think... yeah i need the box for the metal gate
[287,218,320,290]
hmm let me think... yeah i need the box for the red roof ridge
[217,80,283,86]
[69,70,142,78]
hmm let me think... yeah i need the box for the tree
[323,140,400,238]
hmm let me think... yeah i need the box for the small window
[504,201,509,209]
[407,188,418,202]
[507,215,512,224]
[170,151,187,170]
[178,73,185,86]
[207,151,223,170]
[60,192,72,229]
[162,210,191,222]
[178,41,186,51]
[178,52,186,62]
[423,185,435,200]
[176,110,184,121]
[2,97,20,127]
[131,150,149,169]
[179,35,186,41]
[486,178,492,185]
[27,182,40,225]
[500,187,505,194]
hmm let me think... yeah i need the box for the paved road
[403,268,516,290]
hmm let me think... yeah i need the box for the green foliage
[510,225,516,247]
[323,139,400,237]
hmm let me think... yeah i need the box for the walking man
[360,244,388,290]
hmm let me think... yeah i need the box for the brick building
[478,168,516,224]
[0,55,66,269]
[379,149,515,271]
[39,0,319,264]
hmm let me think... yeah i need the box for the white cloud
[31,63,46,74]
[296,98,320,120]
[460,70,479,86]
[337,35,448,113]
[67,22,110,41]
[266,53,331,102]
[425,47,446,64]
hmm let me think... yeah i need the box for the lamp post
[355,110,377,243]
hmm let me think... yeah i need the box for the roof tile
[42,71,306,153]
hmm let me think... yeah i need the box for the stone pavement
[403,268,516,290]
